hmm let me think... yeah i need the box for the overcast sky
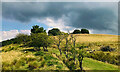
[0,1,118,41]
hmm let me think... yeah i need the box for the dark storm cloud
[2,2,66,22]
[2,2,118,34]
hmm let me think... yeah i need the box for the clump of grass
[12,59,17,65]
[2,44,20,52]
[2,62,11,70]
[20,55,36,63]
[14,59,26,68]
[34,51,45,56]
[28,61,40,70]
[47,61,54,66]
[56,64,63,69]
[2,46,17,52]
[44,55,57,60]
[47,61,58,66]
[40,61,46,67]
[2,51,22,63]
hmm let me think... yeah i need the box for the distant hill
[71,34,118,43]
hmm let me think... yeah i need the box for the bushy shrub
[2,39,14,46]
[100,46,115,52]
[86,51,119,65]
[72,29,81,34]
[48,28,61,36]
[81,29,89,34]
[29,33,52,51]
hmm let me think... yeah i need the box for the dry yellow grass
[2,51,23,63]
[73,34,118,43]
[67,34,119,55]
[53,34,118,44]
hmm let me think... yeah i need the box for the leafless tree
[53,33,67,55]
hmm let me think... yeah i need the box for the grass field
[75,34,118,43]
[83,58,118,70]
[1,34,119,70]
[74,34,119,55]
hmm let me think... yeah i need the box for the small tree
[63,31,86,71]
[77,45,86,71]
[53,33,67,55]
[31,25,46,34]
[30,33,51,51]
[81,29,89,34]
[63,31,78,70]
[72,29,81,34]
[48,28,61,36]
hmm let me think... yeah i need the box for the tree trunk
[79,55,83,71]
[45,46,48,51]
[43,47,46,51]
[64,50,68,58]
[73,40,76,65]
[58,45,62,55]
[65,38,68,58]
[80,59,83,71]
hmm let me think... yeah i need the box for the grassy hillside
[83,58,118,70]
[75,34,118,43]
[1,34,119,70]
[74,34,119,55]
[1,46,118,70]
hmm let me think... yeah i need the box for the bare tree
[53,33,67,55]
[77,45,86,71]
[70,34,77,66]
[78,50,84,71]
[64,38,69,58]
[67,32,85,71]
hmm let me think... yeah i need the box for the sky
[0,1,119,41]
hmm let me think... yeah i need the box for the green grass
[83,58,118,70]
[2,45,119,70]
[46,47,119,70]
[3,45,118,70]
[1,34,119,70]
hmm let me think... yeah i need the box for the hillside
[1,34,119,70]
[73,34,118,42]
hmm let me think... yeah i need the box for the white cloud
[0,30,19,42]
[37,17,94,34]
[37,17,72,33]
[20,30,31,35]
[0,30,31,42]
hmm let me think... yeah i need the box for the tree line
[2,25,89,46]
[48,28,89,36]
